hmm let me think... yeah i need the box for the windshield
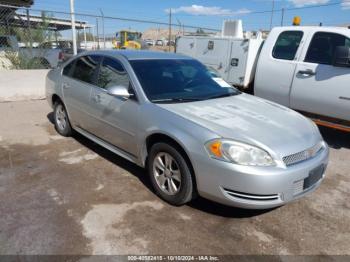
[130,59,240,103]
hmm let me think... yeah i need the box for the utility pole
[70,0,77,55]
[281,8,285,26]
[100,9,106,49]
[168,8,172,52]
[270,0,275,30]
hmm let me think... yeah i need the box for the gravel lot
[0,100,349,255]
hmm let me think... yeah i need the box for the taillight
[59,51,64,61]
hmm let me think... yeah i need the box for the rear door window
[71,55,101,85]
[272,31,304,60]
[305,32,350,65]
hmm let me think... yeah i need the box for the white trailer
[176,35,264,89]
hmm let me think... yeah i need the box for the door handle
[63,83,70,89]
[298,69,316,76]
[92,94,101,103]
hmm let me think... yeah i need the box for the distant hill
[142,28,182,40]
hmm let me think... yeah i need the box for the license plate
[304,164,325,190]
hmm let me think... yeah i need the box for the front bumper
[194,145,329,209]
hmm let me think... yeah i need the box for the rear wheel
[148,142,194,206]
[54,101,72,137]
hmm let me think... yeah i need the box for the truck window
[272,31,303,61]
[346,38,350,47]
[71,55,101,85]
[305,32,350,65]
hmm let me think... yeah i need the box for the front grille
[283,142,324,167]
[223,188,280,201]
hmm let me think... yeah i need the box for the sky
[28,0,350,35]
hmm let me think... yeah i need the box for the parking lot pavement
[0,100,349,255]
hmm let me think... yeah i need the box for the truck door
[290,31,350,121]
[254,30,305,107]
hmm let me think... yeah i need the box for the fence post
[26,8,33,49]
[70,0,78,55]
[168,8,172,52]
[100,9,106,49]
[270,0,275,30]
[96,18,100,49]
[83,24,87,49]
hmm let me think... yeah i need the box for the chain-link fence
[0,3,219,70]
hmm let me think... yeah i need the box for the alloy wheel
[55,104,67,131]
[152,152,182,195]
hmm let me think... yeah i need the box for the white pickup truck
[176,26,350,131]
[0,35,63,69]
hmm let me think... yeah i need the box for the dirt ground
[0,100,349,256]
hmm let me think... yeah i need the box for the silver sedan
[46,50,329,209]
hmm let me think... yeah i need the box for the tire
[148,142,194,206]
[53,101,73,137]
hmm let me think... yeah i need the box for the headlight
[205,139,275,166]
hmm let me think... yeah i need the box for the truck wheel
[148,142,194,206]
[53,101,73,137]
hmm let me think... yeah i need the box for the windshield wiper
[152,97,204,103]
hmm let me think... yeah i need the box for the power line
[0,3,220,31]
[244,1,345,15]
[11,0,178,24]
[171,1,346,17]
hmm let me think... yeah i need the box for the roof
[93,50,192,61]
[273,26,350,33]
[7,13,92,31]
[0,0,33,7]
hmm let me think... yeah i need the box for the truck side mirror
[333,46,350,67]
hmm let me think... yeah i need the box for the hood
[157,93,322,158]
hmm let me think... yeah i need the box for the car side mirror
[333,46,350,67]
[107,85,132,100]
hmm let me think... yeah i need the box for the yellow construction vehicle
[113,30,144,49]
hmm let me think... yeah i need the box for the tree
[196,28,205,34]
[77,32,94,42]
[11,11,56,46]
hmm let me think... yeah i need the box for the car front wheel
[148,142,194,206]
[54,101,73,137]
